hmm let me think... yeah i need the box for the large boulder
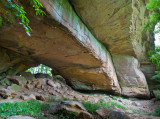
[49,101,94,119]
[112,55,150,98]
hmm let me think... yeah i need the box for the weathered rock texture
[140,63,157,91]
[69,0,153,97]
[0,0,120,94]
[0,0,154,97]
[112,55,150,98]
[0,47,35,77]
[69,0,154,61]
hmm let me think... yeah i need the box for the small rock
[49,101,87,115]
[36,94,45,101]
[29,94,36,100]
[96,107,130,119]
[54,75,66,83]
[61,101,86,111]
[0,88,12,99]
[8,84,23,91]
[20,72,35,80]
[0,78,11,86]
[33,80,42,89]
[7,76,27,86]
[26,84,34,90]
[49,89,54,95]
[77,111,94,119]
[47,80,55,87]
[21,95,30,101]
[8,116,35,119]
[131,102,140,106]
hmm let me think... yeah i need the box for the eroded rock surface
[0,0,155,97]
[70,0,154,61]
[0,0,120,94]
[112,55,150,98]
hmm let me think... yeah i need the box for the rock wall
[0,0,154,98]
[0,47,35,78]
[69,0,153,97]
[0,0,121,95]
[69,0,154,61]
[112,55,150,98]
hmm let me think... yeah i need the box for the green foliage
[153,90,160,100]
[0,16,2,27]
[0,100,49,118]
[1,0,45,36]
[144,0,160,33]
[30,0,45,16]
[148,47,160,70]
[26,64,52,77]
[154,105,160,116]
[55,112,78,119]
[82,98,127,114]
[47,97,70,102]
[148,47,160,89]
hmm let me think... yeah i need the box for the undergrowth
[82,98,127,114]
[55,112,78,119]
[0,100,49,119]
[154,105,160,116]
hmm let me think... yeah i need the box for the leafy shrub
[148,47,160,89]
[0,100,49,118]
[1,0,45,36]
[148,47,160,70]
[153,90,160,100]
[154,105,160,116]
[144,0,160,33]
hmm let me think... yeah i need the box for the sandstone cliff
[0,0,154,98]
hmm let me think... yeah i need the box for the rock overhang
[0,0,153,98]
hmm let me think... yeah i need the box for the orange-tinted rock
[0,0,121,94]
[112,55,150,98]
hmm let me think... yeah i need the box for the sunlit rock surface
[0,0,120,94]
[0,0,154,97]
[70,0,154,61]
[112,55,150,98]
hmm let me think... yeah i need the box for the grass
[0,99,78,119]
[0,97,149,119]
[82,98,127,114]
[153,105,160,116]
[47,97,70,102]
[55,112,78,119]
[0,100,51,119]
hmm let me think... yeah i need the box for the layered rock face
[69,0,152,97]
[112,55,150,98]
[0,0,154,97]
[0,0,120,94]
[0,47,35,77]
[69,0,154,61]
